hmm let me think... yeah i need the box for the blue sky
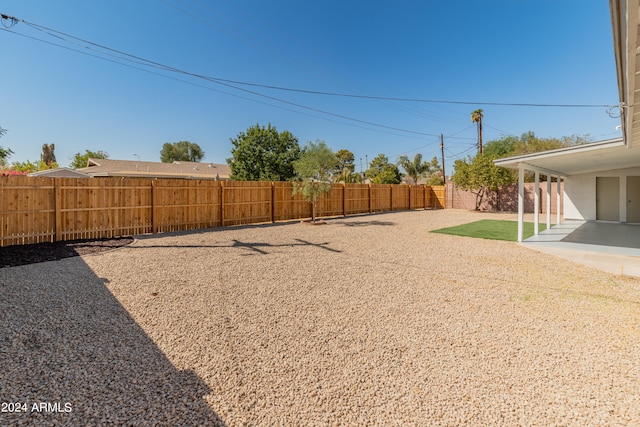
[0,0,621,171]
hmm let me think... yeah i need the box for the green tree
[484,131,593,182]
[333,149,360,183]
[424,156,444,185]
[160,141,205,163]
[335,168,362,183]
[10,160,38,173]
[484,131,592,160]
[366,154,403,184]
[397,153,430,184]
[10,159,57,173]
[560,134,591,146]
[452,154,515,210]
[70,149,109,169]
[483,135,519,158]
[292,140,338,223]
[370,169,401,184]
[0,126,12,168]
[228,123,301,181]
[334,149,355,174]
[512,131,564,155]
[471,109,484,155]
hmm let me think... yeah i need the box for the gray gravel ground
[2,209,640,426]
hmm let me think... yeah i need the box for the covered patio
[493,137,633,243]
[523,220,640,277]
[493,137,640,278]
[493,0,640,255]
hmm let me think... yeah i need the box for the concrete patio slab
[522,220,640,277]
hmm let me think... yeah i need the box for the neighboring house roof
[27,167,92,178]
[495,1,640,177]
[78,158,231,180]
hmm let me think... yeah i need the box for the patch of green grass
[431,219,547,242]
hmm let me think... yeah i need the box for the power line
[445,144,477,160]
[188,79,616,108]
[3,10,622,160]
[0,27,440,143]
[1,14,18,28]
[2,15,453,139]
[389,141,439,159]
[4,13,617,110]
[445,124,476,139]
[483,123,516,137]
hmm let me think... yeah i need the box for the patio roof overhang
[493,138,632,176]
[494,137,633,243]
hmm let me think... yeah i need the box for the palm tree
[471,109,484,155]
[397,153,429,184]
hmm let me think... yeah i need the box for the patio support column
[534,171,540,235]
[518,166,525,242]
[556,177,562,225]
[546,176,551,230]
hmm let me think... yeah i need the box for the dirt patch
[0,237,134,268]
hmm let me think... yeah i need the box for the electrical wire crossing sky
[0,1,622,169]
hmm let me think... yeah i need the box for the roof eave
[494,138,625,165]
[86,171,227,180]
[493,138,627,176]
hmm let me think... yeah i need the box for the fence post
[445,184,449,209]
[271,182,275,223]
[54,178,62,242]
[390,185,393,211]
[424,185,427,210]
[368,184,372,213]
[342,183,346,216]
[220,181,224,227]
[408,185,412,210]
[151,179,158,233]
[446,183,451,209]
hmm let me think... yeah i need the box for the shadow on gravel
[0,257,225,426]
[232,238,341,255]
[0,237,134,268]
[124,238,342,256]
[334,220,396,227]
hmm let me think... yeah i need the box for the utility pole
[479,120,483,156]
[440,134,446,185]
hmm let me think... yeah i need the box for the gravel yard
[2,209,640,426]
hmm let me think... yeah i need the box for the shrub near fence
[0,176,445,247]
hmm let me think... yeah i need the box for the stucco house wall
[564,166,640,221]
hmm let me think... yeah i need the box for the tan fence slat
[0,177,55,246]
[0,177,444,247]
[344,183,370,215]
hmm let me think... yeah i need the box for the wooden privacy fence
[0,176,445,247]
